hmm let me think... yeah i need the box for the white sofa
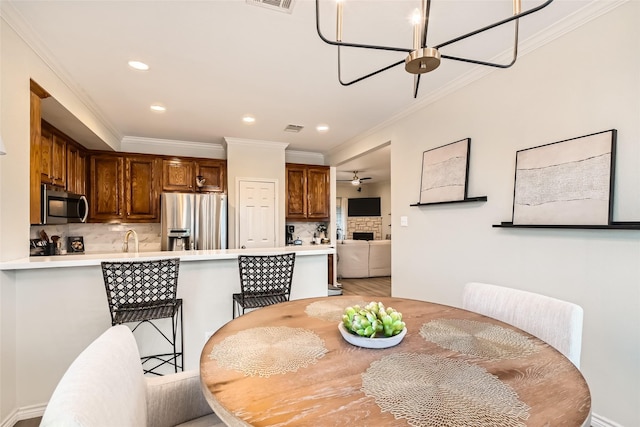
[40,325,224,427]
[336,239,391,279]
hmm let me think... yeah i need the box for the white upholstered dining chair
[462,282,584,368]
[40,325,225,427]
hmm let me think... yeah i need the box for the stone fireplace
[346,217,382,240]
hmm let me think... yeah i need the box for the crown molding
[121,136,225,158]
[285,150,326,165]
[224,137,289,151]
[330,0,628,154]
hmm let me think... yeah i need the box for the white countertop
[0,245,335,270]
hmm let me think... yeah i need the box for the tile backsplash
[31,223,162,254]
[31,221,330,254]
[286,221,329,245]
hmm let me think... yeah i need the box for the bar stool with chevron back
[101,258,183,375]
[233,253,296,318]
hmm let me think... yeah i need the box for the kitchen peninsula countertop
[0,246,335,270]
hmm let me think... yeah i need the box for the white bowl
[338,322,407,349]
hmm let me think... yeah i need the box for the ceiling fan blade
[360,177,372,181]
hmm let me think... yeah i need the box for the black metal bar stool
[233,253,296,318]
[101,258,183,375]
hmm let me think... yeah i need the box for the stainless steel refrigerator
[161,193,227,251]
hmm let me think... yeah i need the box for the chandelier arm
[338,53,407,86]
[434,0,552,50]
[439,19,520,69]
[413,74,421,99]
[316,0,412,54]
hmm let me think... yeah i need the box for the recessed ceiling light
[150,104,166,113]
[242,115,256,124]
[128,60,149,71]
[316,124,330,133]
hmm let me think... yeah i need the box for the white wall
[226,138,288,249]
[0,15,121,423]
[338,4,640,425]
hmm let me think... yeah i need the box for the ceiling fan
[338,171,372,185]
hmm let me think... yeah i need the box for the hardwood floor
[338,276,391,297]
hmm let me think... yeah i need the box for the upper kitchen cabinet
[40,121,66,188]
[66,141,87,195]
[286,163,330,221]
[195,159,226,192]
[89,153,159,222]
[125,156,160,221]
[162,158,195,192]
[30,83,48,224]
[162,157,227,193]
[89,154,125,222]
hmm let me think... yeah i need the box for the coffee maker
[286,225,294,245]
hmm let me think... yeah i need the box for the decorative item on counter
[51,235,61,255]
[30,238,49,256]
[316,223,328,238]
[293,237,302,245]
[67,236,85,253]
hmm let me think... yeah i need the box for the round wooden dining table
[200,296,591,426]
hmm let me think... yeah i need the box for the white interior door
[238,179,276,248]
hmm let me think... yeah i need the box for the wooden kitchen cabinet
[40,122,66,188]
[89,154,124,222]
[286,163,330,221]
[125,156,159,221]
[89,153,159,222]
[162,157,227,193]
[162,159,195,192]
[66,142,87,195]
[195,159,226,192]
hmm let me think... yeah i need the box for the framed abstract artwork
[419,138,470,204]
[512,129,616,225]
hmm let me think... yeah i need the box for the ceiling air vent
[284,124,304,133]
[246,0,295,14]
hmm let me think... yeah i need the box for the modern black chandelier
[315,0,554,98]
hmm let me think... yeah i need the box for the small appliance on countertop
[286,225,295,245]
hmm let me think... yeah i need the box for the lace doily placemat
[305,298,367,322]
[362,352,530,427]
[209,326,327,377]
[419,319,538,360]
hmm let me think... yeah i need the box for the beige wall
[337,4,640,425]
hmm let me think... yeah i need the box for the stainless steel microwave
[41,185,88,224]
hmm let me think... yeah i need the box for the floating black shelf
[493,221,640,230]
[410,196,488,207]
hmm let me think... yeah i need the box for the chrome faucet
[122,229,139,253]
